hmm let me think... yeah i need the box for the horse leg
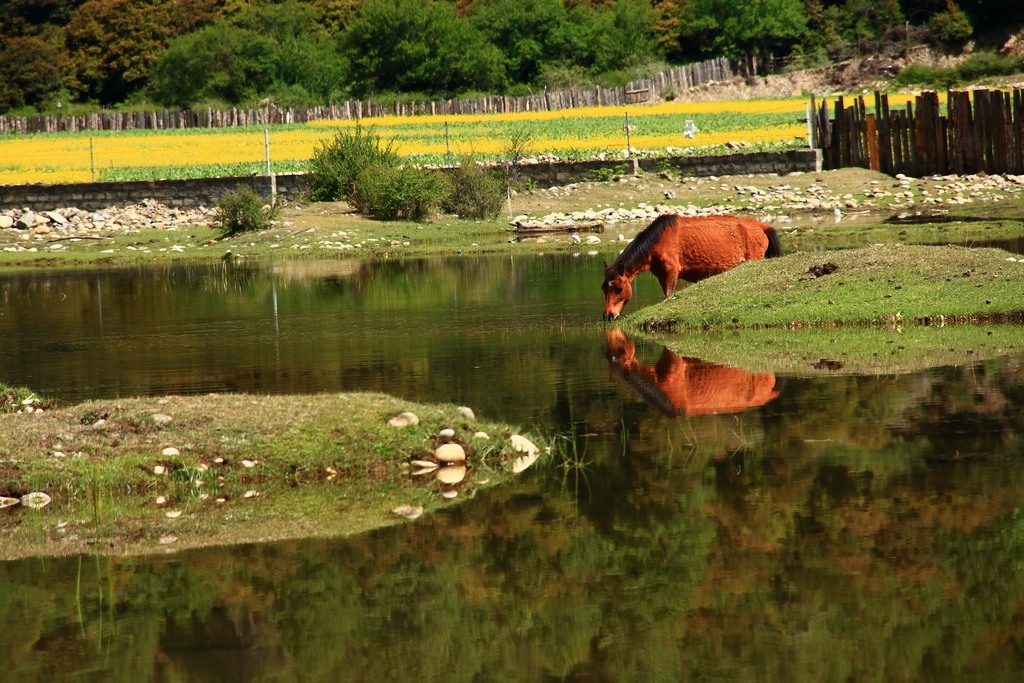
[651,257,681,298]
[661,269,680,298]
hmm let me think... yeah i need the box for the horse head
[605,329,638,369]
[602,262,633,320]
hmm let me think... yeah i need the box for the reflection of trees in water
[4,406,1024,680]
[888,357,1024,458]
[4,296,1024,677]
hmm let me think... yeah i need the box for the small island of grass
[0,391,547,560]
[623,244,1024,331]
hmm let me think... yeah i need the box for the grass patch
[622,244,1024,331]
[0,384,55,414]
[0,392,548,560]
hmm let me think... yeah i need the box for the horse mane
[605,214,675,277]
[614,364,684,417]
[764,226,782,258]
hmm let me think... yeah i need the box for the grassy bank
[621,244,1024,331]
[3,168,1023,271]
[0,391,546,560]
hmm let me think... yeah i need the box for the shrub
[215,186,277,234]
[896,51,1023,88]
[354,164,449,221]
[441,156,506,220]
[930,1,973,47]
[955,51,1022,81]
[308,124,399,202]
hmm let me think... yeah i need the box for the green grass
[98,160,309,182]
[622,244,1024,331]
[0,391,549,559]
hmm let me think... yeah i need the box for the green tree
[148,0,344,108]
[341,0,506,97]
[149,23,270,107]
[930,1,973,46]
[0,0,81,35]
[0,36,66,111]
[838,0,905,51]
[469,0,569,85]
[587,0,662,75]
[678,0,809,71]
[63,0,216,105]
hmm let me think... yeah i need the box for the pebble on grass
[435,443,466,463]
[436,464,467,485]
[21,492,52,509]
[393,504,423,520]
[388,411,420,427]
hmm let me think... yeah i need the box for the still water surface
[2,254,1023,681]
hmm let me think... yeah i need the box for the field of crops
[0,95,923,186]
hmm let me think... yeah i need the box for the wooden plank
[835,96,848,168]
[875,92,892,174]
[893,113,906,174]
[865,114,880,171]
[973,90,991,173]
[810,95,818,149]
[993,90,1010,174]
[1014,90,1024,173]
[853,96,866,167]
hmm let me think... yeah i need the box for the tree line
[0,0,1018,116]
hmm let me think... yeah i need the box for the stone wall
[0,150,821,212]
[520,149,822,186]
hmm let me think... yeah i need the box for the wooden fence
[811,88,1024,176]
[0,58,737,135]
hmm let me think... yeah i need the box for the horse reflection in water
[605,329,780,417]
[602,214,781,320]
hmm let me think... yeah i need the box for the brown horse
[605,330,780,417]
[602,214,781,319]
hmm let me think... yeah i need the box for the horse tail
[763,226,782,258]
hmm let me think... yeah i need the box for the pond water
[2,254,1024,681]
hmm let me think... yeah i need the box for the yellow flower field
[0,94,932,186]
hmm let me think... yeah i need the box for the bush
[441,156,506,220]
[955,51,1022,81]
[308,124,399,202]
[354,164,449,221]
[215,186,277,234]
[896,51,1023,88]
[930,1,973,46]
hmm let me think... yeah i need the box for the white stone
[388,411,419,427]
[435,443,466,463]
[393,504,423,520]
[21,492,52,508]
[510,434,539,455]
[436,464,467,485]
